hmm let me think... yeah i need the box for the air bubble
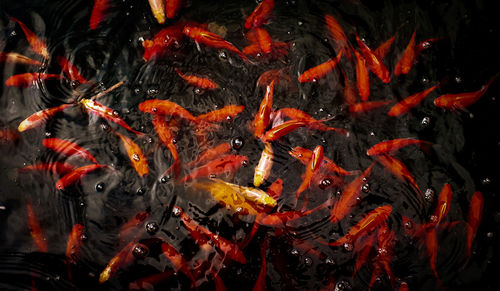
[95,182,105,192]
[194,88,202,94]
[132,243,149,258]
[290,249,299,256]
[405,221,413,229]
[486,232,493,238]
[335,280,352,291]
[424,188,435,202]
[70,80,80,89]
[304,257,312,266]
[112,110,120,117]
[370,132,375,136]
[145,221,159,234]
[147,88,159,96]
[320,178,333,189]
[132,154,140,161]
[45,132,52,137]
[242,160,249,166]
[231,137,244,150]
[421,117,430,127]
[136,187,145,195]
[101,123,109,130]
[134,88,141,94]
[421,77,429,84]
[172,207,182,217]
[226,115,232,121]
[325,257,335,265]
[361,183,370,193]
[455,76,462,83]
[482,177,491,185]
[160,176,168,183]
[343,242,353,252]
[298,21,303,26]
[219,51,227,60]
[209,174,217,179]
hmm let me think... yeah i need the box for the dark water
[0,0,499,290]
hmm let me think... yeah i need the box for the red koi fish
[42,138,98,164]
[66,224,84,264]
[273,108,347,135]
[254,27,273,54]
[298,50,343,83]
[138,99,197,124]
[148,0,165,24]
[196,105,245,123]
[179,154,248,183]
[5,73,62,87]
[326,205,392,246]
[349,100,395,113]
[18,104,72,132]
[151,115,180,178]
[354,50,370,101]
[324,14,352,59]
[186,142,232,168]
[352,234,376,278]
[56,164,109,190]
[19,162,76,175]
[254,142,274,187]
[366,138,432,156]
[80,98,144,136]
[296,145,324,199]
[369,225,396,288]
[0,129,20,143]
[375,154,422,200]
[434,75,497,110]
[355,33,390,83]
[99,241,136,283]
[330,164,373,224]
[394,29,417,76]
[466,191,483,258]
[245,0,275,30]
[160,241,197,285]
[261,118,331,142]
[252,237,269,291]
[429,183,453,227]
[289,146,353,176]
[90,0,110,30]
[26,200,48,252]
[256,68,291,88]
[243,42,289,60]
[10,17,49,59]
[340,68,357,106]
[175,68,218,90]
[424,227,440,281]
[388,83,440,116]
[177,206,247,263]
[56,56,87,84]
[374,33,397,60]
[183,26,248,61]
[119,211,149,244]
[0,52,43,66]
[253,80,274,139]
[166,0,183,19]
[266,178,283,200]
[113,131,148,177]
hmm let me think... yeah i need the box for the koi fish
[80,98,144,136]
[119,212,149,244]
[5,73,62,87]
[113,131,148,177]
[254,142,274,187]
[196,105,245,123]
[175,68,218,89]
[142,22,201,61]
[252,237,268,291]
[56,56,87,84]
[55,164,109,190]
[366,138,432,156]
[19,162,76,175]
[388,83,440,116]
[186,142,232,168]
[148,0,165,24]
[375,154,422,200]
[99,241,136,283]
[352,234,376,278]
[330,164,373,224]
[324,14,352,59]
[138,99,198,124]
[90,0,110,30]
[160,241,197,285]
[256,68,291,88]
[296,145,324,199]
[340,68,357,106]
[42,138,98,164]
[213,179,277,209]
[434,75,497,110]
[18,104,72,132]
[273,108,348,135]
[355,33,390,83]
[253,80,274,139]
[374,33,397,60]
[425,227,440,280]
[349,100,395,113]
[298,50,343,83]
[254,27,273,54]
[394,29,417,76]
[26,200,48,252]
[354,50,370,101]
[466,191,483,258]
[152,115,180,179]
[245,0,275,30]
[179,154,248,183]
[289,146,353,176]
[166,0,183,19]
[10,17,49,59]
[266,178,283,200]
[369,225,396,288]
[183,26,248,61]
[66,224,84,264]
[0,52,43,66]
[261,118,332,142]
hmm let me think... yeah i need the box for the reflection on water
[0,0,498,290]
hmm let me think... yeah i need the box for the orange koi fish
[354,50,370,101]
[26,200,48,252]
[175,68,218,90]
[424,227,440,280]
[254,142,274,187]
[366,138,432,156]
[261,118,331,142]
[326,205,392,246]
[160,241,197,285]
[90,0,110,30]
[394,29,417,76]
[374,33,397,60]
[66,224,85,264]
[253,80,274,139]
[148,0,165,24]
[466,191,483,258]
[340,68,357,106]
[186,142,231,168]
[152,115,180,179]
[138,99,197,123]
[349,100,395,113]
[55,164,109,190]
[289,146,353,176]
[113,131,148,177]
[245,0,275,30]
[120,211,148,236]
[183,26,248,61]
[369,225,396,288]
[298,50,343,83]
[388,83,440,116]
[196,105,245,123]
[177,206,247,263]
[80,98,144,136]
[99,241,136,283]
[330,164,373,224]
[324,14,352,59]
[296,145,324,199]
[254,27,273,54]
[256,68,291,88]
[56,56,87,84]
[0,52,43,66]
[430,183,453,227]
[352,234,376,278]
[19,162,76,175]
[18,104,72,132]
[10,17,49,59]
[179,154,248,183]
[266,178,283,200]
[273,108,348,135]
[375,154,422,199]
[42,138,98,164]
[166,0,183,19]
[214,178,277,208]
[5,73,62,87]
[355,33,390,83]
[434,75,497,110]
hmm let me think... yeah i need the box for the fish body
[26,201,48,252]
[366,138,431,156]
[394,29,417,76]
[42,138,98,164]
[175,68,218,89]
[354,50,370,101]
[90,0,110,30]
[10,17,49,59]
[152,115,180,179]
[253,80,274,139]
[66,224,85,264]
[0,52,43,66]
[18,104,72,132]
[148,0,165,24]
[179,154,248,183]
[114,131,148,177]
[183,26,248,61]
[466,191,484,257]
[245,0,275,30]
[197,105,245,123]
[296,145,324,198]
[138,99,197,123]
[56,56,87,84]
[5,73,61,87]
[355,33,390,83]
[298,50,343,83]
[433,75,497,110]
[56,164,109,190]
[254,142,274,187]
[388,83,440,116]
[349,100,394,113]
